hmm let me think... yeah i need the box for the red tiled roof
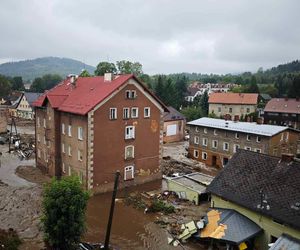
[208,93,258,105]
[264,98,300,114]
[33,74,167,115]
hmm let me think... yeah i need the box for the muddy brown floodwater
[84,180,205,250]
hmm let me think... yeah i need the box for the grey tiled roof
[270,234,300,250]
[207,150,300,230]
[163,106,185,121]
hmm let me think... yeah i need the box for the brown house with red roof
[264,98,300,129]
[33,73,167,193]
[208,93,258,120]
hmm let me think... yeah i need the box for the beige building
[209,92,258,120]
[206,150,300,250]
[188,117,299,168]
[16,92,41,119]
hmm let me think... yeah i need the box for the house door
[212,155,217,167]
[124,166,134,181]
[223,157,229,167]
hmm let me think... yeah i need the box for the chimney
[104,73,113,82]
[68,74,78,87]
[234,115,239,122]
[281,153,294,163]
[257,117,263,124]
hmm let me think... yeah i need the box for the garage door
[166,124,177,136]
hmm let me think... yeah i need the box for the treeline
[0,75,25,98]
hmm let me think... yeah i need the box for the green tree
[116,60,143,76]
[154,75,166,101]
[200,90,209,116]
[79,69,91,77]
[288,75,300,98]
[181,106,203,121]
[0,75,12,98]
[42,176,89,249]
[30,74,62,92]
[11,76,25,91]
[94,62,117,76]
[174,76,188,109]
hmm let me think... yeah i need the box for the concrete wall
[167,179,199,204]
[269,130,299,156]
[209,103,257,119]
[163,119,185,143]
[211,195,300,250]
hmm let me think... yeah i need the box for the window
[212,140,218,149]
[245,146,251,151]
[37,149,41,158]
[144,107,150,118]
[255,148,261,153]
[202,152,207,160]
[202,138,208,146]
[62,143,65,153]
[125,145,134,159]
[218,107,221,112]
[246,108,250,113]
[124,166,134,180]
[68,125,72,137]
[193,150,199,158]
[229,107,232,113]
[123,108,130,119]
[78,150,83,161]
[256,136,261,143]
[195,127,199,132]
[247,134,251,141]
[68,145,72,156]
[79,171,83,183]
[78,127,83,140]
[223,142,229,151]
[214,129,218,135]
[37,117,40,127]
[204,128,207,134]
[194,136,199,144]
[235,133,239,139]
[280,133,284,141]
[43,136,46,145]
[68,165,72,176]
[125,90,136,99]
[37,134,40,142]
[286,132,289,141]
[62,123,65,135]
[233,144,240,153]
[131,107,138,118]
[62,162,66,173]
[43,118,46,128]
[109,108,117,120]
[44,151,48,162]
[125,126,135,139]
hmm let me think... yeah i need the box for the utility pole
[104,171,120,250]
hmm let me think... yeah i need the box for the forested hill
[0,57,95,81]
[265,60,300,75]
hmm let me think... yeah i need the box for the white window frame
[37,134,40,142]
[286,132,289,141]
[194,136,199,144]
[245,146,251,151]
[79,171,83,183]
[68,145,72,156]
[123,107,130,119]
[125,90,136,99]
[125,126,135,139]
[195,127,199,132]
[144,107,150,118]
[202,138,208,147]
[43,118,46,128]
[223,142,229,151]
[247,134,251,141]
[68,125,72,137]
[62,162,66,173]
[68,165,72,176]
[256,136,261,143]
[255,148,262,153]
[204,128,208,134]
[214,129,218,135]
[78,150,83,161]
[62,143,65,153]
[109,108,117,120]
[212,140,218,149]
[78,127,83,140]
[202,152,207,160]
[37,117,40,127]
[44,151,48,162]
[124,165,134,180]
[131,107,139,118]
[193,150,199,158]
[37,149,41,158]
[235,133,239,139]
[62,123,65,135]
[233,144,240,153]
[43,135,46,145]
[125,145,135,159]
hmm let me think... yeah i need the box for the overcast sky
[1,0,299,74]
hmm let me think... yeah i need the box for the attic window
[126,90,136,99]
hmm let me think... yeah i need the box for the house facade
[187,117,299,167]
[33,74,167,193]
[207,150,300,250]
[16,92,41,119]
[0,107,8,133]
[264,98,300,129]
[163,106,186,143]
[208,92,258,120]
